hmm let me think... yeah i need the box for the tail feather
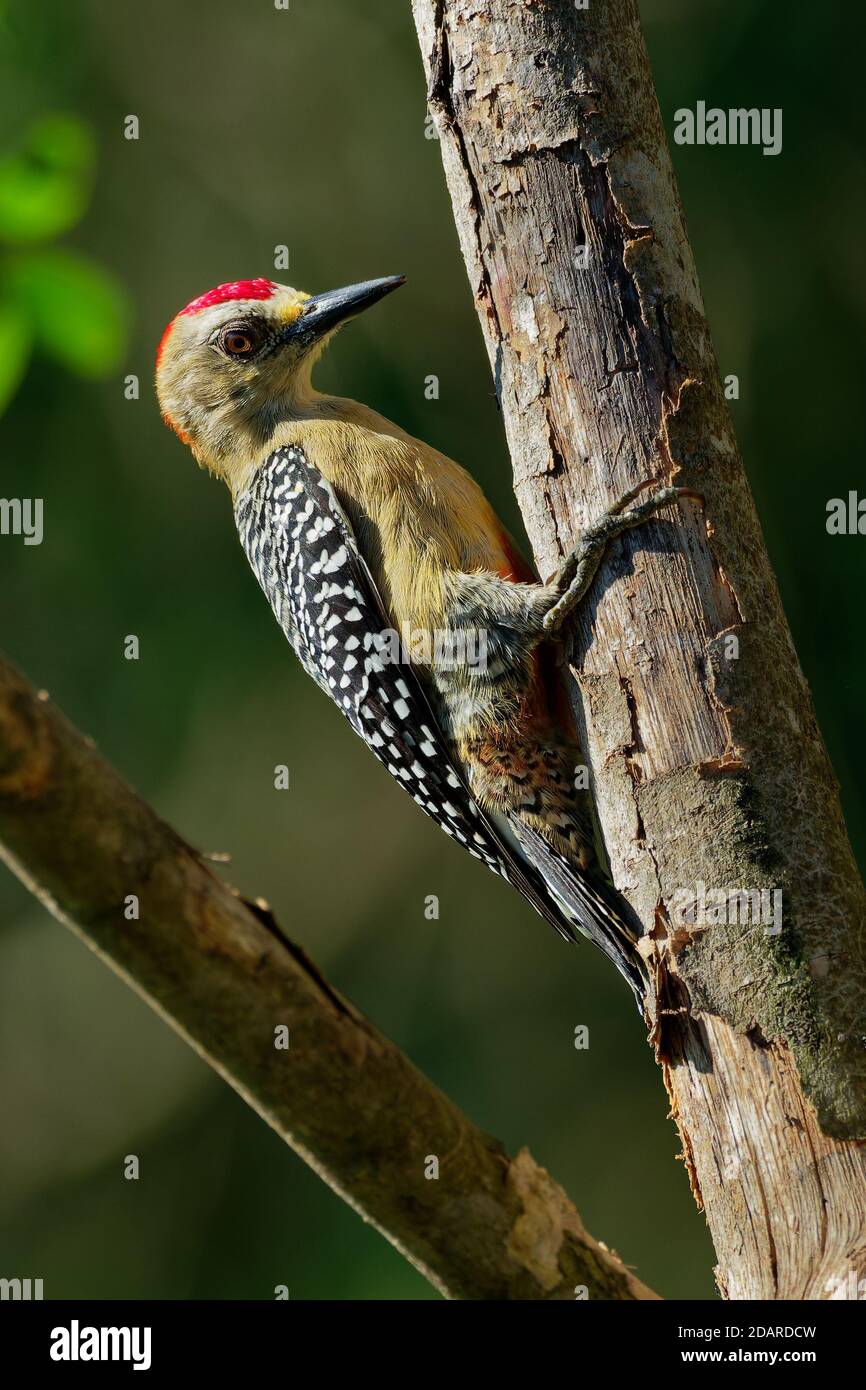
[505,815,648,1010]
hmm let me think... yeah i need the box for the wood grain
[412,0,866,1298]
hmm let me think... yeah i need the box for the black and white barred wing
[234,445,513,877]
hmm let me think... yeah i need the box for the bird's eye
[218,325,261,358]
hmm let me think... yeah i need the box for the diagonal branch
[0,651,658,1302]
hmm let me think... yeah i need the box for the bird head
[155,275,404,489]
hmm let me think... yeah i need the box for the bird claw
[543,480,702,636]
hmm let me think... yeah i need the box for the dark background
[0,0,859,1300]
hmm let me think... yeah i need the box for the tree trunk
[412,0,866,1299]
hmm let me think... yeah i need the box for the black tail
[506,815,648,1010]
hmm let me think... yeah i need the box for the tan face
[155,275,404,487]
[156,281,312,473]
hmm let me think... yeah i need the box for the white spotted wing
[234,446,513,876]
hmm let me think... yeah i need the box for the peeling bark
[0,653,659,1301]
[412,0,866,1299]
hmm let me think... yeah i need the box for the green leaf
[0,114,95,244]
[0,296,32,414]
[5,249,129,377]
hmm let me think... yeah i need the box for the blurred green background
[0,0,860,1300]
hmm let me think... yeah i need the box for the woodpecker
[156,275,697,1006]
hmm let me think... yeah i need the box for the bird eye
[218,324,261,358]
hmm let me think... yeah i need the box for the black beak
[288,275,405,345]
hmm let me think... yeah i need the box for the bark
[0,652,658,1302]
[412,0,866,1299]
